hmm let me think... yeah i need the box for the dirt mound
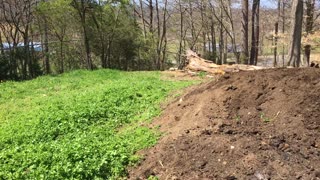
[129,68,320,180]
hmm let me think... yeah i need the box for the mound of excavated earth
[129,68,320,180]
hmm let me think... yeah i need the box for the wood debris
[185,50,267,75]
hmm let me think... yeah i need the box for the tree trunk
[223,33,227,64]
[44,17,50,74]
[249,0,260,65]
[159,0,168,70]
[139,0,147,39]
[59,40,64,73]
[73,0,93,70]
[148,0,153,33]
[281,0,286,67]
[210,21,217,63]
[200,0,207,56]
[218,6,224,65]
[273,0,281,67]
[83,23,93,70]
[155,0,161,69]
[304,0,315,67]
[178,0,184,69]
[216,0,239,63]
[240,0,249,64]
[188,0,196,51]
[0,31,4,55]
[287,0,303,67]
[23,29,30,79]
[254,2,260,66]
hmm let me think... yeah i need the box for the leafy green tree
[37,0,78,73]
[91,3,141,70]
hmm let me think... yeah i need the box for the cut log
[185,50,267,75]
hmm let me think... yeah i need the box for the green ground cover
[0,69,193,179]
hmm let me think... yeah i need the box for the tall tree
[0,0,41,79]
[240,0,248,64]
[219,0,239,63]
[148,0,153,33]
[200,0,207,56]
[177,0,185,69]
[304,0,315,67]
[139,0,147,39]
[209,14,217,63]
[72,0,93,70]
[281,0,287,66]
[273,0,281,67]
[249,0,260,65]
[160,0,168,70]
[219,4,225,65]
[155,0,161,69]
[287,0,303,67]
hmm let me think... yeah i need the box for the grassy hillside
[0,70,193,179]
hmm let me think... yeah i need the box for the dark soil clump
[129,68,320,180]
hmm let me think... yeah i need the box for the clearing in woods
[129,68,320,179]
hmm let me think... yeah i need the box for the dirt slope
[129,68,320,180]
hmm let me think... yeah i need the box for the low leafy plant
[148,175,159,180]
[260,113,271,123]
[234,115,241,121]
[0,69,193,179]
[198,71,207,78]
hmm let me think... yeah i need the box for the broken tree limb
[185,50,267,75]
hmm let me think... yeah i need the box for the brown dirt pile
[129,68,320,180]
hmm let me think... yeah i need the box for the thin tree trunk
[44,17,50,74]
[188,0,196,51]
[178,0,184,69]
[211,21,217,63]
[273,22,278,67]
[148,0,153,33]
[139,0,147,39]
[200,0,207,55]
[221,0,239,63]
[155,0,161,69]
[73,0,93,70]
[254,2,260,66]
[218,6,224,65]
[159,0,168,70]
[23,29,30,79]
[273,0,281,67]
[240,0,249,64]
[304,0,315,67]
[0,31,4,55]
[223,32,227,64]
[282,0,285,66]
[83,23,93,70]
[60,40,64,73]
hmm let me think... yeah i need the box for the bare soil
[129,68,320,180]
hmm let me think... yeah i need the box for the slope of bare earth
[129,68,320,180]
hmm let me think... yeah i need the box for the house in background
[1,42,42,52]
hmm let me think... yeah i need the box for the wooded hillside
[0,0,319,80]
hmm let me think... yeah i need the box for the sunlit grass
[0,69,194,179]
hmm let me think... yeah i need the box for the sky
[260,0,278,9]
[232,1,278,9]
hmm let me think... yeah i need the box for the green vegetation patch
[0,69,193,179]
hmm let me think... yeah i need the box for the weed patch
[0,69,193,179]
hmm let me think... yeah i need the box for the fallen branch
[185,50,267,75]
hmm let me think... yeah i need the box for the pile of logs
[185,50,267,75]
